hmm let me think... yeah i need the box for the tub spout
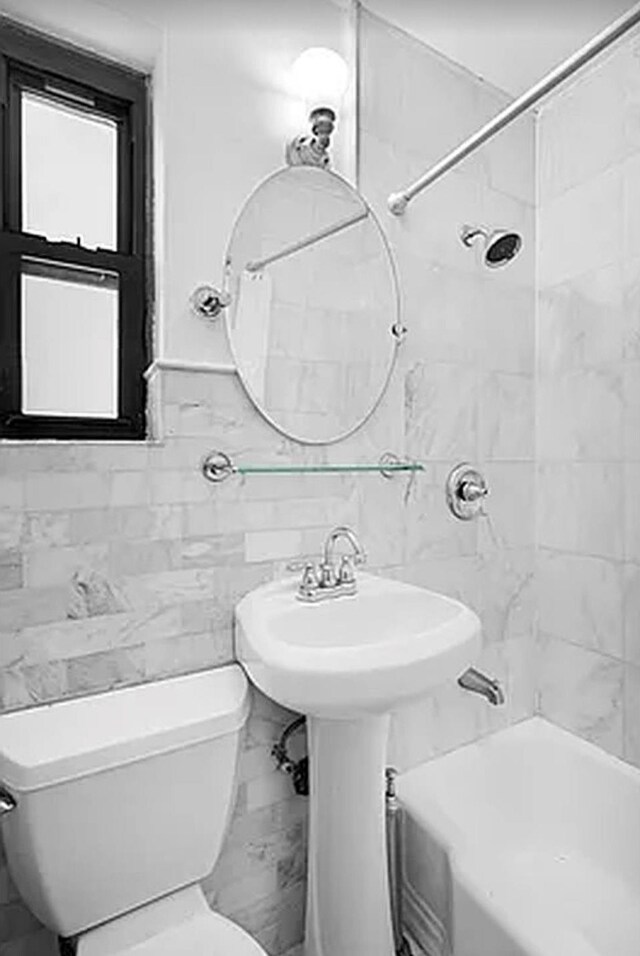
[457,667,505,705]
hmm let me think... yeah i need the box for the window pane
[22,91,118,249]
[21,260,119,418]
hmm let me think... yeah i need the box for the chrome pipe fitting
[0,786,17,816]
[457,667,505,706]
[446,463,489,521]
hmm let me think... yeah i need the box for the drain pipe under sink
[386,768,413,956]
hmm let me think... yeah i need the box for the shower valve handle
[459,479,488,503]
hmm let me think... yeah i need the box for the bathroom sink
[235,571,480,719]
[236,570,481,956]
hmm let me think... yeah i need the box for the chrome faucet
[457,667,505,706]
[292,526,366,603]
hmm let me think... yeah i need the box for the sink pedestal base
[305,714,394,956]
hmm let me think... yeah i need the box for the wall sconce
[286,47,349,169]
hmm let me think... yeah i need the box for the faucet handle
[299,563,319,596]
[338,555,356,584]
[318,561,337,589]
[286,556,320,572]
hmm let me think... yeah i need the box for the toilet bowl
[77,885,264,956]
[0,665,268,956]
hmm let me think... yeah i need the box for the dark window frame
[0,19,150,440]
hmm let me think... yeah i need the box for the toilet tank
[0,665,250,938]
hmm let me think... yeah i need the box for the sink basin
[235,570,481,956]
[236,571,480,718]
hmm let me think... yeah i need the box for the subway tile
[0,662,68,711]
[0,587,70,632]
[0,479,24,510]
[176,534,245,569]
[24,472,110,511]
[0,551,22,592]
[244,530,304,564]
[108,538,175,577]
[140,632,230,680]
[25,512,71,548]
[23,544,109,589]
[109,471,150,507]
[5,606,183,668]
[65,647,145,697]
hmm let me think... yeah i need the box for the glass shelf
[201,451,424,484]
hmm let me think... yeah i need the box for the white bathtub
[396,718,640,956]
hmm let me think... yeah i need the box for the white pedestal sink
[235,572,480,956]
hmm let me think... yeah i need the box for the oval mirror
[224,166,401,445]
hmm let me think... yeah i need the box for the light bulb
[289,47,349,110]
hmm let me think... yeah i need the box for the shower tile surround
[536,25,640,766]
[1,6,635,956]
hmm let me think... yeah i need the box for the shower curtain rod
[245,207,369,273]
[387,1,640,216]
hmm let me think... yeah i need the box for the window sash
[0,19,149,440]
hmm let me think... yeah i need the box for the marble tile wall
[0,12,539,956]
[0,368,319,955]
[357,10,537,771]
[536,26,640,768]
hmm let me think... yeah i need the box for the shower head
[460,225,522,268]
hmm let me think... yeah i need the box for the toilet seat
[116,910,266,955]
[76,886,267,956]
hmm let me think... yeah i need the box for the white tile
[538,36,640,203]
[478,282,535,375]
[244,530,304,564]
[537,366,624,461]
[478,463,535,553]
[623,663,640,768]
[623,362,640,461]
[538,164,624,288]
[625,463,640,562]
[25,472,110,511]
[405,361,477,461]
[537,550,624,658]
[23,544,110,589]
[623,563,640,665]
[537,463,624,559]
[475,548,535,644]
[537,263,625,376]
[538,634,624,757]
[479,372,534,461]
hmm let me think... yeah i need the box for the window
[0,20,150,439]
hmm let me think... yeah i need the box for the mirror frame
[223,166,403,446]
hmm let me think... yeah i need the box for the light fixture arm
[286,106,337,168]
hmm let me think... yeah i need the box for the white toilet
[0,664,268,955]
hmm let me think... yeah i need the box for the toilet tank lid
[0,665,250,792]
